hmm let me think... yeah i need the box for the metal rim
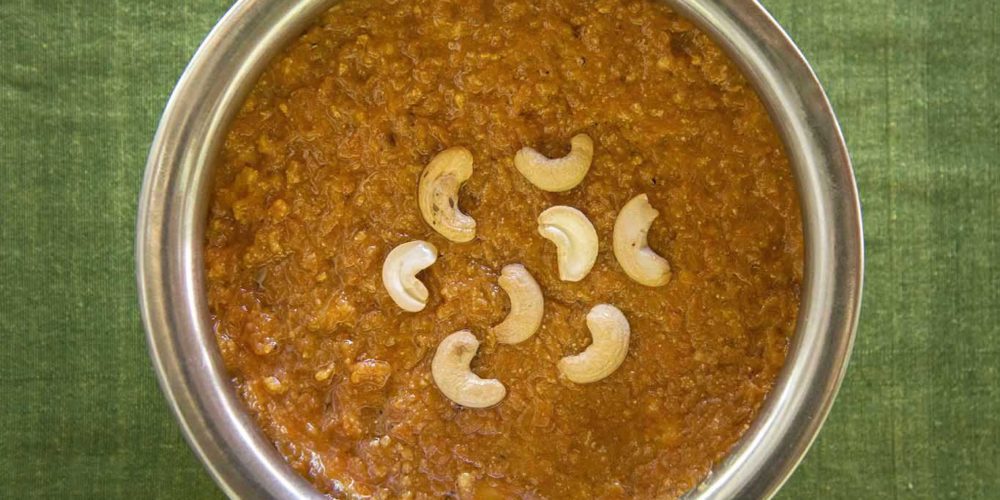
[136,1,863,498]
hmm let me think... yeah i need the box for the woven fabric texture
[1,0,997,498]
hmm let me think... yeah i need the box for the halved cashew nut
[613,194,671,286]
[432,330,507,408]
[491,264,544,344]
[382,240,438,312]
[558,304,631,384]
[419,147,477,242]
[537,206,599,282]
[514,134,594,192]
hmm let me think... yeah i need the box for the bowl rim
[136,1,863,498]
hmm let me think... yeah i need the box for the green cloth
[1,0,997,497]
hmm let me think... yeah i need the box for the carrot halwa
[205,0,804,497]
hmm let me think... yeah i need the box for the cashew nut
[491,264,544,344]
[613,194,671,286]
[419,147,477,242]
[381,240,438,312]
[432,330,507,408]
[558,304,631,384]
[537,206,599,282]
[514,134,594,192]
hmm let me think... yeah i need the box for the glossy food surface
[205,0,803,497]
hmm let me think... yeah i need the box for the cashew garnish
[432,330,507,408]
[537,206,599,282]
[558,304,631,384]
[381,240,438,312]
[419,147,477,242]
[613,194,671,287]
[491,264,544,344]
[514,134,594,192]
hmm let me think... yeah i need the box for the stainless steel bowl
[136,0,863,498]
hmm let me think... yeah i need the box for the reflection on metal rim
[136,1,863,498]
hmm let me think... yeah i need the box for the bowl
[136,0,863,497]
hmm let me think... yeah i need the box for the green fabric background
[1,0,997,498]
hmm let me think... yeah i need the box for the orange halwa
[205,0,803,497]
